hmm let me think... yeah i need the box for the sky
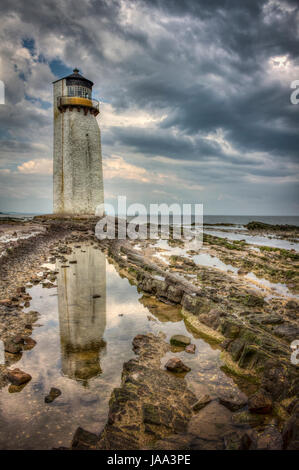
[0,0,298,215]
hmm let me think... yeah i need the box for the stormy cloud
[0,0,298,214]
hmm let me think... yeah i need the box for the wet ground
[204,228,299,252]
[145,238,299,300]
[0,243,258,450]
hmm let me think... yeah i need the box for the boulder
[198,308,224,329]
[8,384,27,393]
[248,390,273,414]
[238,344,269,370]
[283,402,299,450]
[182,294,205,316]
[193,394,211,411]
[286,300,298,311]
[72,427,99,450]
[221,318,241,339]
[224,431,255,450]
[7,368,32,386]
[165,357,191,373]
[167,285,183,304]
[218,389,247,411]
[13,334,25,344]
[4,339,23,354]
[45,387,62,403]
[154,434,193,450]
[258,314,283,325]
[261,360,291,401]
[255,426,283,450]
[227,338,245,361]
[170,335,191,347]
[185,344,196,354]
[273,323,299,342]
[232,411,269,428]
[22,336,37,350]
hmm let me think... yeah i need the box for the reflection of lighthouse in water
[57,246,106,382]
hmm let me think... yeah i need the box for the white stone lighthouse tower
[53,68,104,215]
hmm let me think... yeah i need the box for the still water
[0,244,256,450]
[204,229,299,251]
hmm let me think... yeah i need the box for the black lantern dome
[53,68,94,89]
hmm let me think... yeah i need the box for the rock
[232,291,264,307]
[246,293,265,307]
[273,323,299,342]
[185,344,196,354]
[286,300,298,311]
[97,334,196,449]
[189,436,223,450]
[45,387,62,403]
[232,411,269,428]
[170,335,191,347]
[221,318,241,339]
[72,427,99,449]
[238,344,268,370]
[4,339,23,354]
[193,394,211,411]
[167,285,183,304]
[261,360,291,401]
[227,338,245,361]
[218,389,247,411]
[13,334,24,344]
[154,434,193,450]
[248,390,273,414]
[8,384,26,393]
[237,268,249,275]
[165,357,191,373]
[198,309,224,329]
[255,314,283,325]
[182,294,205,316]
[255,426,283,450]
[188,400,232,441]
[143,403,174,428]
[22,336,37,350]
[283,402,299,450]
[224,431,242,450]
[7,368,32,385]
[42,282,54,288]
[224,431,255,450]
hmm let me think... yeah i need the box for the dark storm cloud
[0,0,298,212]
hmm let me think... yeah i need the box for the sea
[1,212,299,226]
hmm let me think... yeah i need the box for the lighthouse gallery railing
[57,96,99,112]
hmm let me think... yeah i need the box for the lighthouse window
[67,86,91,99]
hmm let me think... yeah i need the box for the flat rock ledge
[104,240,299,404]
[73,333,197,450]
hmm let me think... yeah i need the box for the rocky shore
[0,216,298,450]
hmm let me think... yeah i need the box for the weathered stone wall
[53,79,104,215]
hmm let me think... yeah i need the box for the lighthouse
[53,68,104,215]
